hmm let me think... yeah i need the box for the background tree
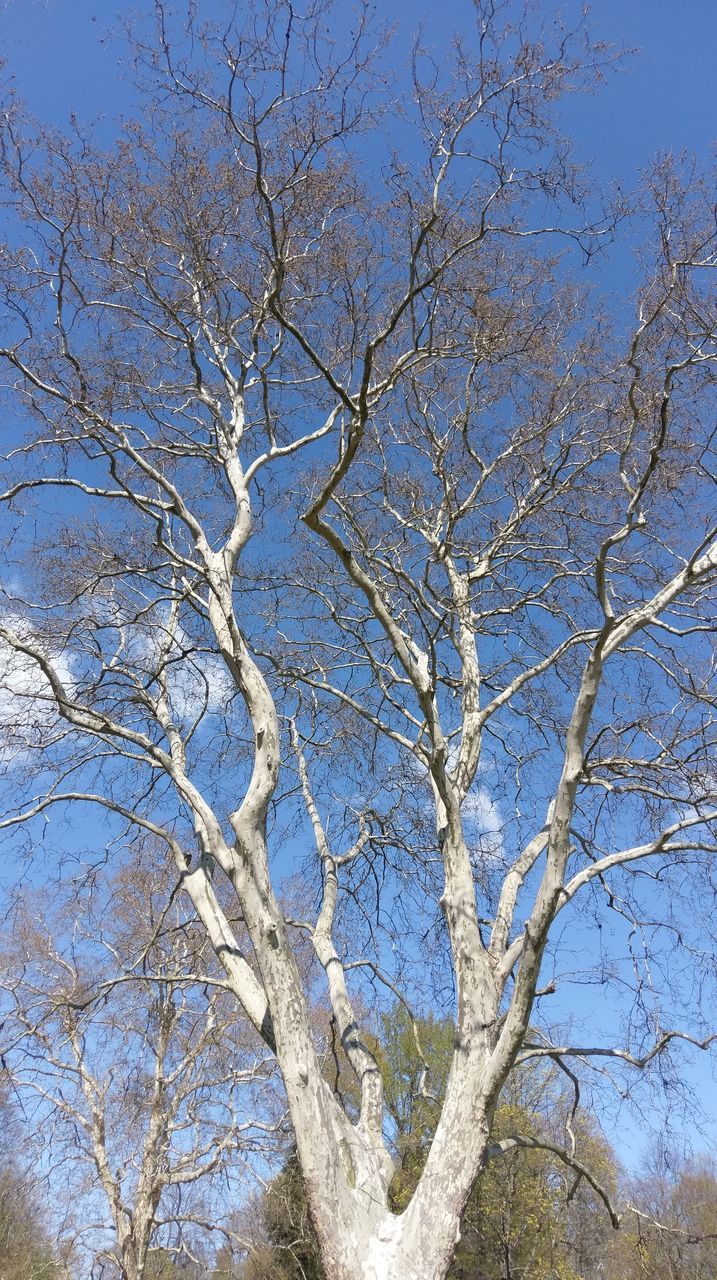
[0,858,277,1280]
[0,2,716,1278]
[0,1086,64,1280]
[619,1156,717,1280]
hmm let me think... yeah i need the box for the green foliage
[239,1009,605,1280]
[262,1155,326,1280]
[226,1153,324,1280]
[453,1102,581,1280]
[226,1011,717,1280]
[379,1010,454,1170]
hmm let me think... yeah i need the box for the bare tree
[0,2,716,1278]
[0,861,277,1280]
[0,1082,66,1280]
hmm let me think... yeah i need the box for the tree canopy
[0,2,716,1278]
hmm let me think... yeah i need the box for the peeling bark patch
[339,1137,357,1188]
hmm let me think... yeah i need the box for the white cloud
[405,745,506,862]
[0,601,236,772]
[122,616,234,725]
[461,784,505,862]
[0,616,76,766]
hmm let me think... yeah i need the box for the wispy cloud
[406,744,506,862]
[0,615,76,766]
[461,784,505,861]
[126,618,235,724]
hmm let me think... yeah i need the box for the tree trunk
[306,1113,491,1280]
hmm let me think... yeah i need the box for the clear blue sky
[3,0,716,172]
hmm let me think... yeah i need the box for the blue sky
[4,0,717,171]
[2,0,716,1177]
